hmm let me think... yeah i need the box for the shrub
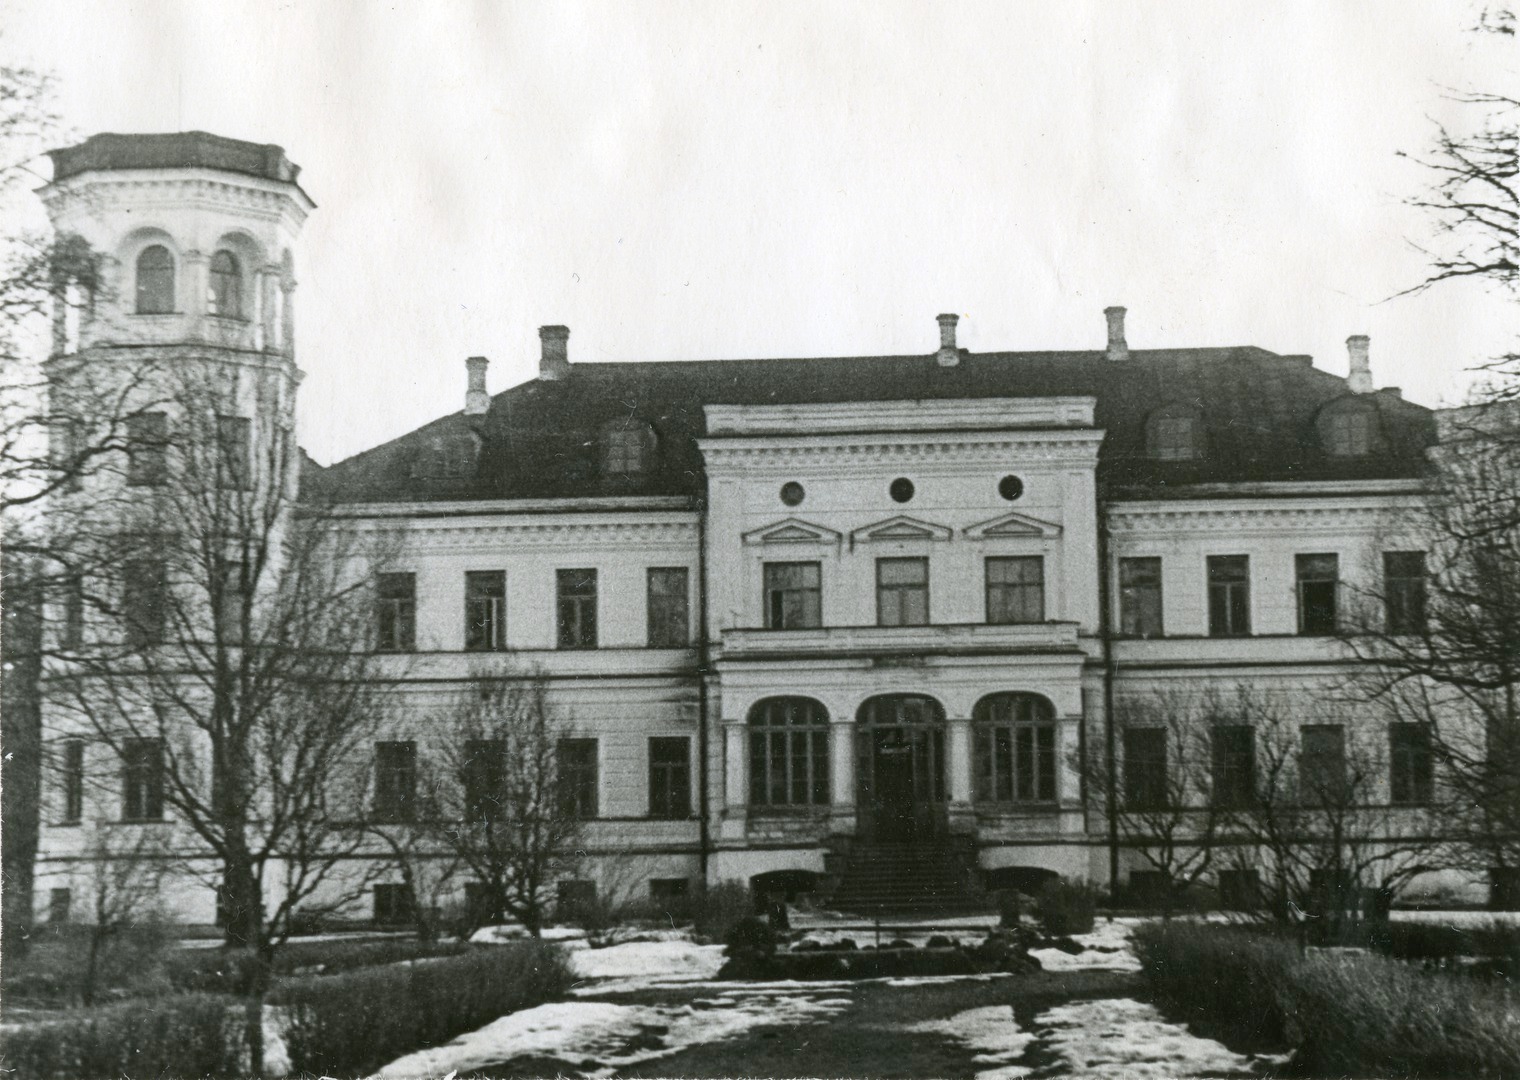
[0,992,245,1080]
[1135,920,1520,1078]
[692,881,755,942]
[2,924,177,1007]
[163,936,471,994]
[276,939,572,1078]
[1035,878,1099,936]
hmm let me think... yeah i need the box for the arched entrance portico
[855,695,946,841]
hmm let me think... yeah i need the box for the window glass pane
[647,567,689,646]
[557,569,597,648]
[135,246,174,314]
[1119,557,1163,637]
[1207,556,1250,636]
[465,570,506,651]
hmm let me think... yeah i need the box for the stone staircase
[824,838,993,916]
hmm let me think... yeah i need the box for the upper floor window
[123,552,167,649]
[1207,555,1250,637]
[1384,551,1427,634]
[556,569,598,649]
[208,250,242,319]
[556,738,599,819]
[1145,403,1204,462]
[876,557,928,627]
[986,556,1044,624]
[601,420,657,478]
[60,739,84,824]
[464,570,506,651]
[126,412,168,486]
[1318,399,1378,458]
[375,572,416,652]
[1118,556,1163,637]
[764,561,821,629]
[135,245,175,314]
[1295,553,1339,635]
[647,567,689,647]
[973,693,1057,804]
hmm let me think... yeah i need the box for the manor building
[33,132,1450,926]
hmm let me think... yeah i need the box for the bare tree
[44,366,391,1073]
[1076,685,1227,916]
[72,826,170,1007]
[419,671,586,938]
[1209,686,1438,936]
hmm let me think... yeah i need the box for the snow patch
[469,923,588,945]
[569,939,726,984]
[1031,997,1255,1078]
[1030,917,1143,972]
[909,1005,1034,1079]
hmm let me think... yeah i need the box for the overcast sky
[3,1,1515,464]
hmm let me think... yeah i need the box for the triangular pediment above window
[850,515,954,543]
[741,518,843,546]
[963,511,1063,539]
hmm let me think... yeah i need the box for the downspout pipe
[696,489,712,889]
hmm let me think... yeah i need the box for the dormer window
[135,245,174,314]
[208,250,242,318]
[601,420,656,477]
[1145,403,1204,461]
[1318,399,1378,458]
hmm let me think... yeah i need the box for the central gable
[741,518,843,546]
[963,511,1063,539]
[850,515,954,544]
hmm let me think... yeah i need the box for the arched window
[1145,403,1204,461]
[748,697,830,807]
[973,693,1057,804]
[601,420,657,477]
[135,245,175,314]
[1317,399,1378,458]
[208,250,242,318]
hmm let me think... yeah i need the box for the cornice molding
[1108,501,1416,534]
[705,396,1097,435]
[385,518,699,550]
[700,433,1105,470]
[44,172,312,222]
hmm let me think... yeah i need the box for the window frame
[1384,551,1427,635]
[1146,404,1205,462]
[122,551,167,649]
[375,572,416,653]
[985,555,1045,625]
[1211,725,1256,808]
[216,415,251,490]
[648,736,692,819]
[61,738,84,824]
[372,740,417,823]
[1299,723,1347,804]
[461,738,506,823]
[1207,555,1251,637]
[556,568,599,649]
[121,737,164,822]
[748,697,831,808]
[972,693,1058,805]
[875,556,929,627]
[126,412,168,487]
[134,245,175,315]
[1389,722,1434,806]
[1118,556,1164,638]
[1295,553,1340,636]
[372,883,413,927]
[600,421,657,477]
[646,567,690,647]
[1123,726,1168,810]
[464,570,506,652]
[556,738,599,819]
[763,561,822,630]
[208,250,243,319]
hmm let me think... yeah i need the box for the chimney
[539,324,570,381]
[464,355,490,414]
[936,313,960,367]
[1104,306,1129,361]
[1346,335,1372,393]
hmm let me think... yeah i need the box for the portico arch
[855,694,947,841]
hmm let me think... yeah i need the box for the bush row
[274,938,573,1078]
[1,941,572,1080]
[0,992,247,1080]
[1134,921,1520,1078]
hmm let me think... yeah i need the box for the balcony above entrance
[717,621,1081,660]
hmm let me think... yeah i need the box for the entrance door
[856,695,946,841]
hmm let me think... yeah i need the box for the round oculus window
[779,481,805,507]
[998,475,1025,501]
[889,477,915,503]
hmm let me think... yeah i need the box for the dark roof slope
[307,347,1437,505]
[50,132,307,193]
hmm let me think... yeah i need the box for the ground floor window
[1218,868,1261,911]
[648,737,691,819]
[748,697,830,807]
[973,693,1057,803]
[649,878,691,918]
[373,883,412,926]
[465,881,505,926]
[556,879,596,920]
[48,887,71,925]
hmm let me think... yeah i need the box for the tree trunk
[222,854,260,951]
[81,927,104,1007]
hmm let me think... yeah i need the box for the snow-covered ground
[1029,917,1144,973]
